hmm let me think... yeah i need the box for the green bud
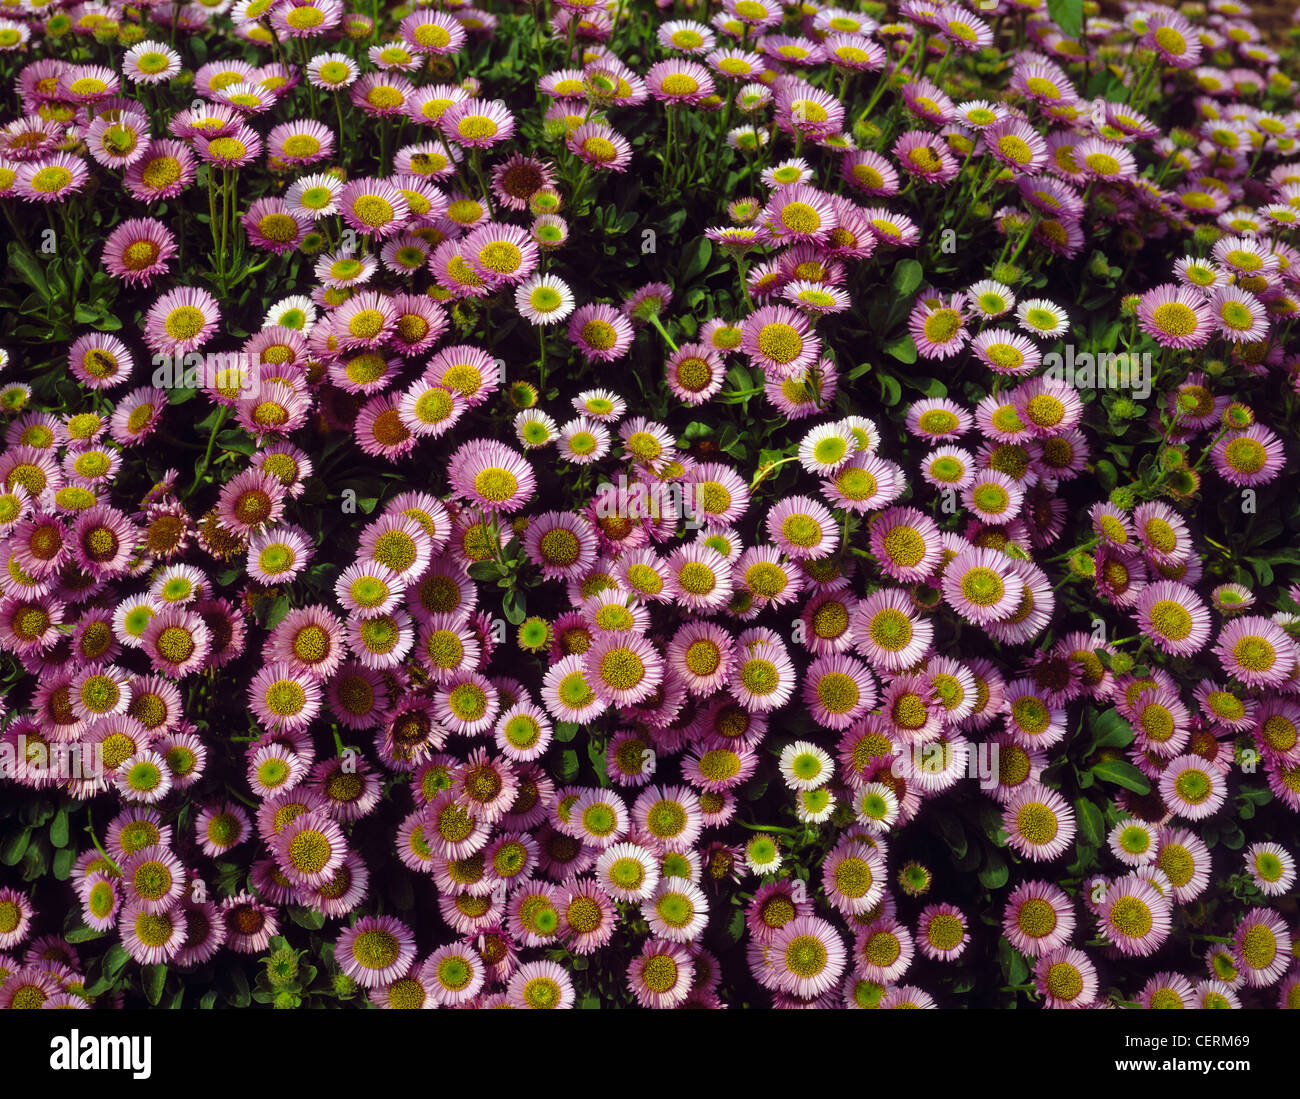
[541,118,571,141]
[264,946,299,987]
[1193,223,1224,247]
[851,978,887,1009]
[1068,550,1096,579]
[1222,401,1254,429]
[508,381,538,409]
[516,616,550,653]
[1108,650,1136,675]
[1111,397,1139,420]
[855,120,884,145]
[1109,486,1137,510]
[992,262,1023,285]
[1164,469,1200,499]
[898,861,932,898]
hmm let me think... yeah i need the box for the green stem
[648,313,678,353]
[750,454,801,492]
[538,326,548,392]
[207,168,221,280]
[188,406,229,498]
[84,810,120,872]
[735,254,755,312]
[1007,213,1041,267]
[737,822,800,835]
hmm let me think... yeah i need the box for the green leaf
[1075,797,1105,846]
[935,813,967,858]
[143,963,167,1006]
[1007,946,1029,987]
[725,905,746,945]
[103,943,130,981]
[1092,709,1135,749]
[265,594,292,629]
[8,244,50,300]
[502,589,527,625]
[587,736,609,784]
[216,429,257,457]
[52,847,74,880]
[883,335,917,365]
[891,259,924,298]
[0,828,30,866]
[289,906,325,931]
[65,924,107,943]
[230,966,251,1008]
[978,853,1009,890]
[1047,0,1084,38]
[680,237,713,282]
[49,808,68,848]
[1092,759,1151,794]
[877,373,903,407]
[558,749,579,782]
[555,722,578,743]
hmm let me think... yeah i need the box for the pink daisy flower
[567,303,634,364]
[248,661,322,731]
[1003,783,1076,862]
[803,653,876,729]
[448,440,535,514]
[1137,283,1215,349]
[566,122,633,172]
[1096,875,1173,957]
[1034,946,1097,1009]
[336,915,416,989]
[143,286,221,356]
[1134,580,1211,657]
[869,506,942,583]
[909,296,969,360]
[1214,615,1296,688]
[15,153,89,203]
[893,129,959,183]
[1159,754,1228,821]
[766,495,838,560]
[1211,425,1285,486]
[243,197,309,255]
[742,304,819,377]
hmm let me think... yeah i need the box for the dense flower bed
[0,0,1298,1010]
